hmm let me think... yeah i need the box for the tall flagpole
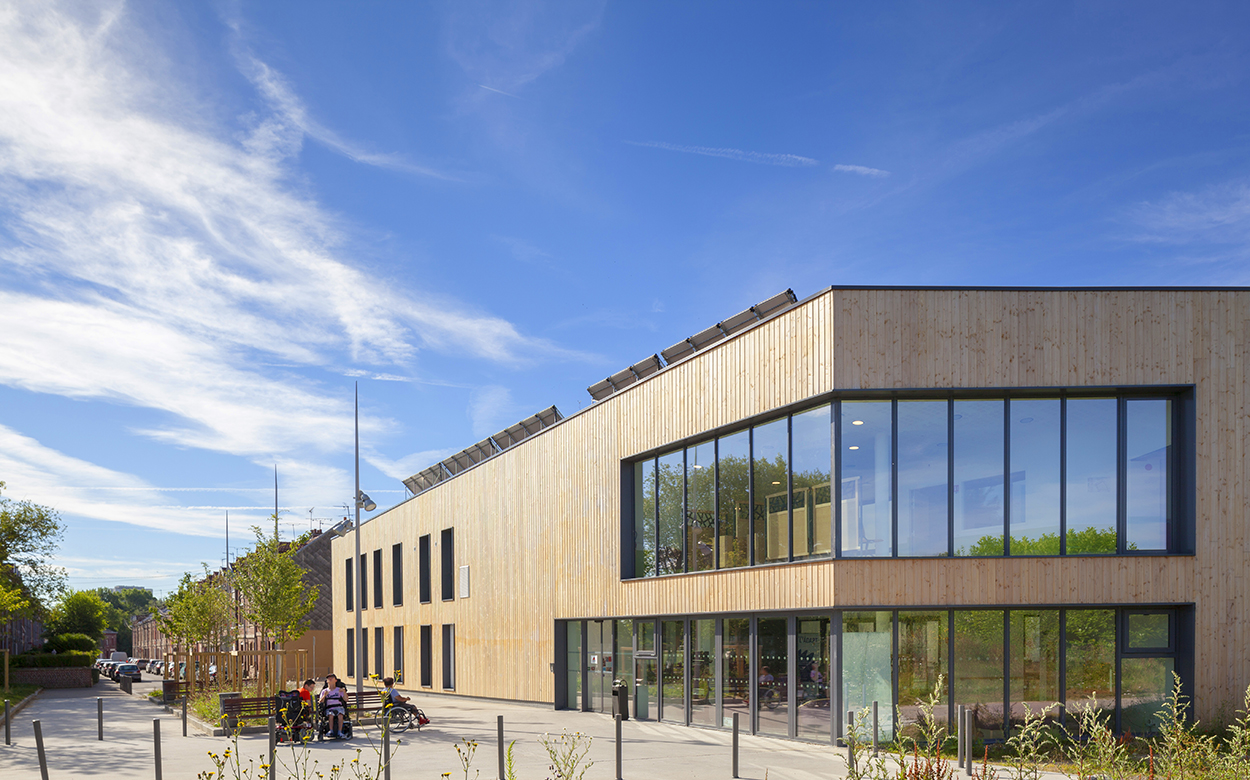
[354,382,363,699]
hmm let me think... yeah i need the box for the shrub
[45,633,98,653]
[12,650,96,668]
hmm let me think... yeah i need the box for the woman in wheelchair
[318,673,350,739]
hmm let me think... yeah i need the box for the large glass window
[1009,610,1060,730]
[954,610,1005,741]
[898,401,949,557]
[657,451,684,575]
[1066,399,1118,554]
[691,619,716,726]
[634,460,657,577]
[842,611,894,741]
[717,431,751,569]
[566,621,581,710]
[1065,609,1115,724]
[954,400,1004,556]
[1121,657,1173,734]
[722,618,751,728]
[792,405,832,559]
[1126,399,1170,551]
[753,420,789,564]
[662,620,686,723]
[756,617,789,736]
[1009,399,1061,554]
[841,402,892,557]
[898,611,948,736]
[795,616,830,741]
[687,442,715,572]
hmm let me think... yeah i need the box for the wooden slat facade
[332,288,1248,721]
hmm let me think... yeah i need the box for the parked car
[101,661,116,678]
[147,659,160,673]
[115,663,140,682]
[153,660,164,675]
[134,658,149,670]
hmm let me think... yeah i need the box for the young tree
[46,590,109,639]
[97,587,159,655]
[230,526,320,646]
[0,480,65,621]
[157,568,234,652]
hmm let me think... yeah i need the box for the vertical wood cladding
[332,288,1247,720]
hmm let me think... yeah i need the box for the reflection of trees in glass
[657,454,684,574]
[1065,610,1115,702]
[960,526,1121,556]
[634,462,656,577]
[717,454,751,568]
[899,611,948,726]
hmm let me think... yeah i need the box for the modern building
[332,286,1248,745]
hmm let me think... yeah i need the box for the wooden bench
[221,695,278,722]
[345,690,386,718]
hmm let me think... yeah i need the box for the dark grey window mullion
[652,458,660,578]
[713,439,720,571]
[787,616,797,738]
[1117,398,1127,555]
[684,619,692,727]
[891,610,900,737]
[1058,608,1067,728]
[787,415,795,561]
[749,616,758,734]
[947,610,956,730]
[833,401,842,560]
[947,397,955,557]
[1004,398,1012,557]
[581,620,590,713]
[891,399,899,558]
[748,429,756,567]
[831,610,843,744]
[1003,610,1012,739]
[715,618,723,728]
[1060,395,1067,556]
[682,448,689,573]
[1114,610,1123,733]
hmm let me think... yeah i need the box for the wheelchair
[315,697,354,741]
[274,691,315,744]
[380,701,429,733]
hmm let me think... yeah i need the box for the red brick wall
[12,666,94,689]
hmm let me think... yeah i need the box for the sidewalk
[0,683,1073,779]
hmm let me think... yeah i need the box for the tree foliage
[46,590,109,639]
[157,568,234,652]
[230,525,319,645]
[96,587,159,654]
[0,480,65,620]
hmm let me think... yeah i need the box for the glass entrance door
[587,620,615,713]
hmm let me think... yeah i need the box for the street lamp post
[353,383,377,700]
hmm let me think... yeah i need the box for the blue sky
[1,1,1247,596]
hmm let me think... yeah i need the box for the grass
[1,684,42,702]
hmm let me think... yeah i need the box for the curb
[0,688,44,727]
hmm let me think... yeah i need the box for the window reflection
[954,400,1004,555]
[1065,610,1115,723]
[898,611,948,736]
[898,401,949,556]
[795,616,830,741]
[691,619,716,726]
[954,610,1005,741]
[722,618,750,728]
[753,419,789,564]
[756,617,789,736]
[687,442,715,573]
[717,431,751,569]
[792,405,832,559]
[842,611,894,741]
[1066,399,1118,554]
[1009,399,1061,554]
[1126,400,1170,551]
[841,401,892,557]
[657,451,684,575]
[662,620,685,723]
[634,460,657,577]
[1009,610,1060,730]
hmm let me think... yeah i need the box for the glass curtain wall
[1009,399,1061,554]
[792,405,832,559]
[722,618,751,728]
[691,619,716,726]
[843,611,894,741]
[756,617,790,736]
[1009,610,1060,729]
[635,621,658,721]
[1065,610,1115,723]
[687,442,716,572]
[634,460,657,577]
[657,452,684,575]
[954,611,1005,741]
[795,616,830,741]
[954,400,1004,555]
[841,402,893,557]
[898,611,948,735]
[1126,400,1171,551]
[717,431,751,569]
[662,620,686,723]
[753,420,790,564]
[898,401,950,556]
[1066,399,1118,553]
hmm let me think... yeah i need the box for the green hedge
[44,633,98,653]
[12,650,96,668]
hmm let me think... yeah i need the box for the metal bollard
[154,718,163,780]
[5,699,10,745]
[268,715,276,780]
[615,714,622,780]
[963,709,973,777]
[957,705,965,768]
[497,714,504,780]
[846,710,856,772]
[33,719,50,780]
[872,701,879,756]
[182,695,188,737]
[98,697,104,741]
[731,712,739,779]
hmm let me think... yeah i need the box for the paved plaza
[1,681,1070,779]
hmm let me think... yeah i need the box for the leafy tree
[156,568,234,652]
[96,587,159,654]
[230,526,319,646]
[0,480,65,620]
[46,590,108,640]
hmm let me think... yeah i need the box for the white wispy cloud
[467,385,524,438]
[1128,182,1250,245]
[625,141,819,168]
[833,164,891,178]
[479,84,521,99]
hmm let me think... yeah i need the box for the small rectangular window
[1126,612,1172,651]
[420,625,433,687]
[392,543,404,606]
[442,624,455,690]
[361,626,369,678]
[373,549,383,609]
[359,553,368,610]
[374,626,384,679]
[441,528,455,601]
[394,626,404,683]
[346,628,355,678]
[419,536,431,604]
[345,558,354,611]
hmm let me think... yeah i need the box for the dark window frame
[442,624,455,690]
[418,535,432,604]
[441,528,455,601]
[392,543,404,606]
[373,549,384,609]
[394,626,404,684]
[359,553,368,609]
[346,628,355,678]
[374,626,384,680]
[419,625,433,688]
[345,558,354,611]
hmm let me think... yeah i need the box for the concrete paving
[1,680,1074,779]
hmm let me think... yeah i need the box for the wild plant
[1062,695,1130,780]
[1003,702,1059,780]
[893,675,955,780]
[1153,672,1217,779]
[538,729,593,780]
[840,707,892,780]
[1209,684,1250,780]
[453,737,481,780]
